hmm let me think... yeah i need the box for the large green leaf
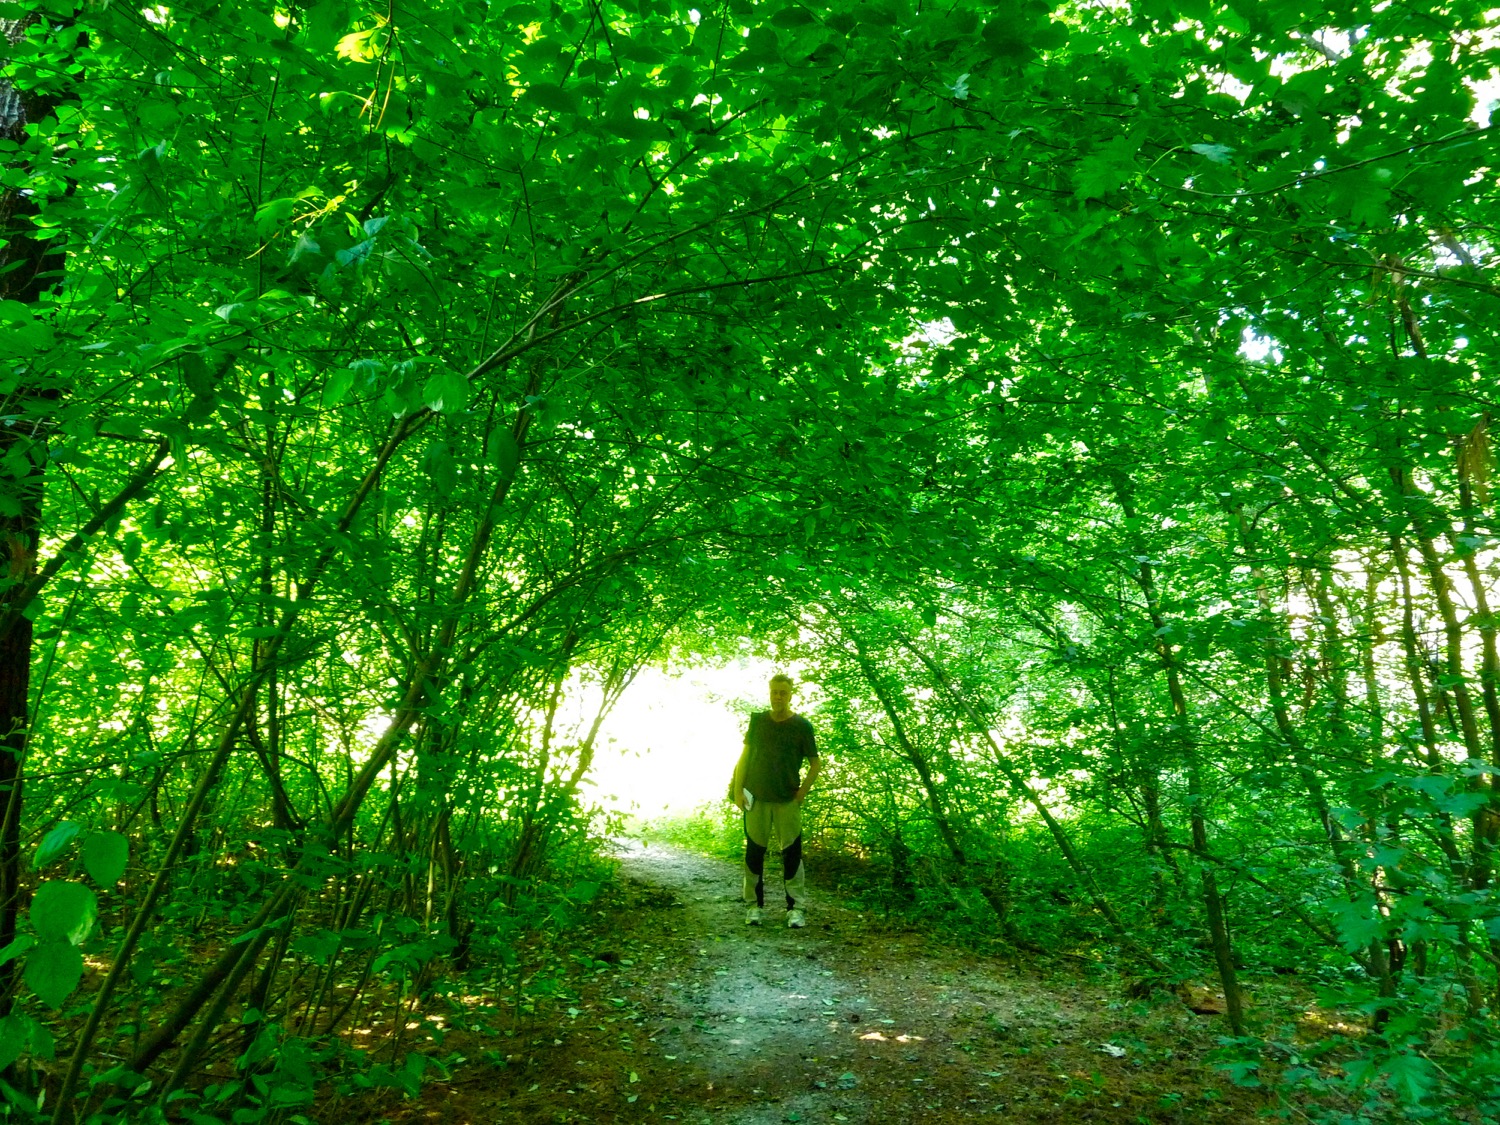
[24,942,83,1010]
[32,822,79,869]
[0,1015,27,1071]
[30,882,97,946]
[81,831,129,889]
[0,936,31,970]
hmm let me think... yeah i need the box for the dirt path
[385,842,1264,1124]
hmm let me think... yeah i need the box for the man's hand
[794,757,821,804]
[730,747,749,810]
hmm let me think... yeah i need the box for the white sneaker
[745,906,764,926]
[787,908,806,929]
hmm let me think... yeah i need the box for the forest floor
[358,841,1272,1124]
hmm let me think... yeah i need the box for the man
[729,673,821,928]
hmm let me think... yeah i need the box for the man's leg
[742,803,771,923]
[771,803,807,925]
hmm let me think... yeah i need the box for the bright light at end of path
[589,660,783,816]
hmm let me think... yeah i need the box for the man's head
[769,673,794,717]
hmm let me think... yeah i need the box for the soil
[363,842,1270,1124]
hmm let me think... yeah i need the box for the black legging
[744,833,804,909]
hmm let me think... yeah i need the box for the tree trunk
[895,630,1175,977]
[836,618,1012,924]
[0,10,72,1016]
[1241,515,1392,1007]
[1114,478,1245,1033]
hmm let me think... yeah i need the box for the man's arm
[729,716,754,808]
[794,720,821,803]
[794,755,821,803]
[728,747,749,809]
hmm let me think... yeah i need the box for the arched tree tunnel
[0,0,1496,1119]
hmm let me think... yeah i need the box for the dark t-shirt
[742,712,818,804]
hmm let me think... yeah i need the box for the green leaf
[287,231,321,265]
[1034,20,1068,50]
[0,937,32,969]
[567,880,600,903]
[422,369,470,413]
[1437,791,1488,817]
[335,27,389,62]
[323,367,356,406]
[424,439,459,497]
[771,6,816,27]
[33,822,79,869]
[30,881,98,945]
[0,1016,27,1071]
[81,831,129,888]
[335,239,375,268]
[1380,1053,1436,1104]
[490,432,521,481]
[744,27,780,59]
[24,941,83,1009]
[1330,169,1392,228]
[1073,135,1139,200]
[1407,774,1450,798]
[290,929,342,965]
[1188,143,1234,164]
[1328,897,1382,952]
[525,84,579,114]
[982,16,1035,58]
[28,1019,52,1061]
[254,198,298,236]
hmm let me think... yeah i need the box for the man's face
[769,680,793,713]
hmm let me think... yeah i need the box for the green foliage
[637,805,745,863]
[80,831,129,888]
[31,823,78,870]
[0,0,1495,1118]
[23,942,82,1011]
[28,882,95,946]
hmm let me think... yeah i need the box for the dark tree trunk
[0,12,72,1015]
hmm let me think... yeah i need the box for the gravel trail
[599,841,1255,1124]
[380,841,1263,1123]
